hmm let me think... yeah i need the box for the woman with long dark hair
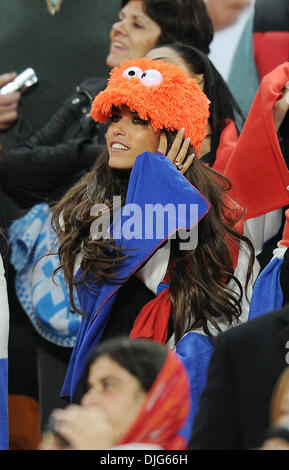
[107,0,213,70]
[52,57,255,341]
[46,57,250,438]
[52,58,289,439]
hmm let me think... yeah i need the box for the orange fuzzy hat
[90,57,210,155]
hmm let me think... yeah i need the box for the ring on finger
[174,161,183,171]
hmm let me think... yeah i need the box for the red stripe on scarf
[129,287,171,344]
[118,350,190,450]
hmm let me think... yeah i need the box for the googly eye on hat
[90,57,210,155]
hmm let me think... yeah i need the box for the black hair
[162,43,245,134]
[121,0,214,54]
[86,337,168,392]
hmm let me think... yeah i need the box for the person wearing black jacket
[0,76,107,212]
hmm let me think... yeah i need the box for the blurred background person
[40,338,191,450]
[270,367,289,428]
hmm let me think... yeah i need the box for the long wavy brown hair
[51,132,254,343]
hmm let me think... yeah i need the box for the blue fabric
[62,151,210,400]
[176,255,285,444]
[8,203,81,347]
[0,358,8,450]
[176,332,214,442]
[249,256,284,320]
[157,282,169,295]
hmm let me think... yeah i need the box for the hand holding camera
[0,68,38,130]
[0,73,20,130]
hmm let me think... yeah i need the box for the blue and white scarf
[8,203,81,347]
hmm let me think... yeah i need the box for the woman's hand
[158,128,195,175]
[273,84,289,132]
[39,405,117,451]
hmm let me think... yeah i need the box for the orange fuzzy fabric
[90,57,210,155]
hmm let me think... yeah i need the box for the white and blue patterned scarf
[9,203,81,347]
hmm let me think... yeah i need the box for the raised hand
[158,128,195,175]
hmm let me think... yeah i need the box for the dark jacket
[0,0,118,148]
[0,76,107,208]
[189,305,289,450]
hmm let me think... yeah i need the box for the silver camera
[0,68,38,95]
